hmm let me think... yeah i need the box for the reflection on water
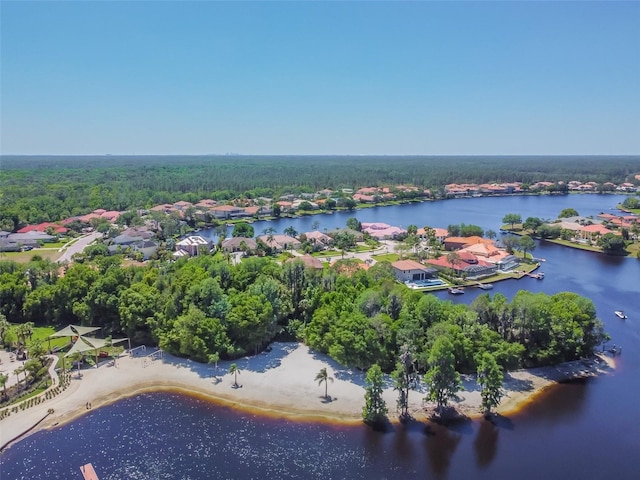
[474,420,500,468]
[423,422,462,478]
[514,379,590,425]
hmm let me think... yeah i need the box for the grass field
[0,250,61,263]
[371,253,400,262]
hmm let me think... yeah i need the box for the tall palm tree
[229,363,241,387]
[446,251,460,277]
[315,367,333,399]
[263,227,276,246]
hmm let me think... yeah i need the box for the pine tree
[362,364,388,425]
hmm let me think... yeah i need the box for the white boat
[449,287,465,295]
[478,283,494,290]
[614,311,627,319]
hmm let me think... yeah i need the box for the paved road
[56,232,102,264]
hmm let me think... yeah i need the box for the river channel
[1,194,639,479]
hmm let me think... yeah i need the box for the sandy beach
[0,342,615,450]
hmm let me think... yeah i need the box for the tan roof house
[287,255,324,270]
[391,259,437,283]
[257,234,301,252]
[221,237,257,253]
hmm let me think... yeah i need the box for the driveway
[57,232,102,264]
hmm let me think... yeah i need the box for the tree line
[1,253,606,373]
[2,155,638,230]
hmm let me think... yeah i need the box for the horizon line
[2,153,639,158]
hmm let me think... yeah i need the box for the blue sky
[1,1,639,155]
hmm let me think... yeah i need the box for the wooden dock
[80,463,99,480]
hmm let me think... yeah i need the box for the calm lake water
[2,194,640,479]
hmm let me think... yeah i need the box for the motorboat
[478,283,494,290]
[614,311,627,319]
[448,287,465,295]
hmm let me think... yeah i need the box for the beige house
[391,259,437,283]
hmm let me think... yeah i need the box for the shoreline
[0,343,616,450]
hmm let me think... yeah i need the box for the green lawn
[0,250,61,263]
[27,326,69,350]
[371,253,399,262]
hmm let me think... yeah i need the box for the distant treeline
[1,155,639,228]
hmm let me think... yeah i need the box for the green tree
[362,364,388,425]
[0,372,8,397]
[523,217,544,235]
[232,222,255,238]
[284,226,298,238]
[0,313,10,346]
[558,208,579,218]
[340,198,357,211]
[346,217,362,231]
[518,235,536,260]
[502,213,522,230]
[272,203,282,217]
[229,363,241,387]
[476,352,504,416]
[423,336,462,415]
[597,233,627,255]
[315,367,333,399]
[392,347,417,419]
[501,235,520,254]
[446,252,460,277]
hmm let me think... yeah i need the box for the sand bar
[0,342,615,449]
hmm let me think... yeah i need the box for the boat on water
[80,463,99,480]
[448,287,465,295]
[478,283,493,290]
[615,311,627,319]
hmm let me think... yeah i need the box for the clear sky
[1,1,639,156]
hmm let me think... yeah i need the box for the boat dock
[80,463,99,480]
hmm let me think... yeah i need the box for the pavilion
[48,324,130,370]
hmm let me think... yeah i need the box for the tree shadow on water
[474,418,500,468]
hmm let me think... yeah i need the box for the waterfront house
[211,205,245,219]
[256,234,301,252]
[221,237,258,253]
[392,259,438,282]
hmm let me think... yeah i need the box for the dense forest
[0,254,606,374]
[1,155,639,227]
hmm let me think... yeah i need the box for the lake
[2,194,639,479]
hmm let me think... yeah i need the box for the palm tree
[0,372,8,397]
[15,323,29,346]
[284,226,298,238]
[0,313,9,346]
[263,227,276,244]
[446,251,460,277]
[315,367,333,399]
[229,363,241,387]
